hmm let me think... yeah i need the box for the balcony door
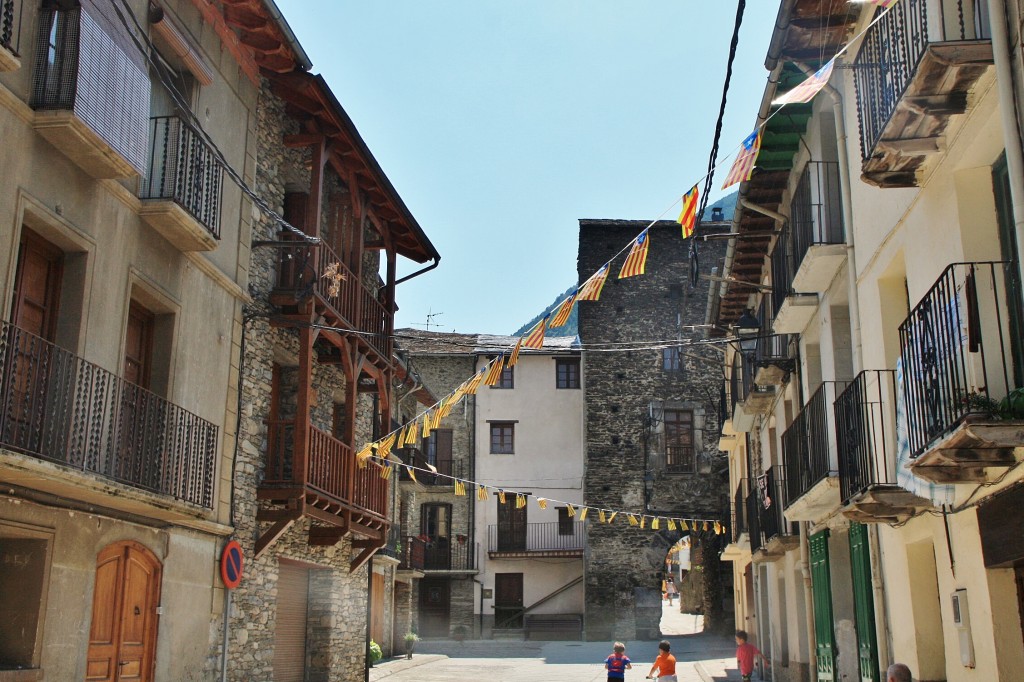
[992,155,1024,387]
[86,541,162,682]
[421,503,451,570]
[497,498,527,552]
[426,429,453,478]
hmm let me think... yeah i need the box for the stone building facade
[577,219,731,640]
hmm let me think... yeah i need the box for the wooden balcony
[0,321,218,515]
[853,0,994,187]
[900,262,1024,482]
[488,522,586,559]
[0,0,23,71]
[273,239,392,366]
[139,116,223,251]
[257,419,390,566]
[30,6,150,179]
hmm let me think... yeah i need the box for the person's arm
[757,647,771,665]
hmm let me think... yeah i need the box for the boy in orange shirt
[646,640,677,682]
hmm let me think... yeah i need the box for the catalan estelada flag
[677,185,699,238]
[379,463,393,480]
[477,485,488,501]
[465,368,486,395]
[515,494,526,509]
[377,433,396,458]
[421,412,433,438]
[578,263,610,301]
[454,479,466,496]
[772,57,835,105]
[722,128,763,189]
[403,421,419,447]
[483,355,505,386]
[522,315,548,349]
[550,290,577,328]
[537,497,547,509]
[508,336,524,368]
[566,504,576,517]
[579,507,588,521]
[618,230,650,279]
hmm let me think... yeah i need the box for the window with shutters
[556,358,580,389]
[490,422,514,454]
[664,409,695,473]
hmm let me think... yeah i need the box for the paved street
[371,603,741,682]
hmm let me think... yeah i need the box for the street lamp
[735,309,761,356]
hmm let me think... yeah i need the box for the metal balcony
[751,467,798,561]
[403,536,476,572]
[899,262,1024,481]
[853,0,994,187]
[789,162,845,293]
[0,0,24,71]
[0,320,217,509]
[139,116,224,251]
[488,522,586,558]
[782,382,847,522]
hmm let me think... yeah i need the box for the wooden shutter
[273,563,309,682]
[11,230,63,340]
[810,530,836,682]
[435,430,453,476]
[370,572,385,645]
[849,523,879,682]
[123,301,154,389]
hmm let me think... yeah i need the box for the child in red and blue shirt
[605,642,632,681]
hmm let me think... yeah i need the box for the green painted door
[809,530,836,681]
[849,523,880,682]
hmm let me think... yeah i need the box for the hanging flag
[406,465,418,483]
[516,494,526,509]
[498,490,506,505]
[522,315,549,349]
[421,412,434,438]
[618,230,650,279]
[379,463,393,480]
[599,509,607,524]
[680,519,689,531]
[651,517,660,530]
[455,480,466,496]
[578,264,610,301]
[772,57,836,106]
[431,401,446,429]
[550,290,578,328]
[537,498,548,509]
[377,433,396,459]
[508,336,524,368]
[356,444,373,463]
[722,128,763,189]
[566,504,576,518]
[868,0,900,7]
[579,507,588,521]
[465,369,486,395]
[477,485,488,501]
[667,518,677,531]
[640,516,647,529]
[628,514,639,527]
[484,355,505,386]
[714,521,723,535]
[702,520,709,531]
[607,512,618,524]
[677,185,699,239]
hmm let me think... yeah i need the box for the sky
[275,1,780,335]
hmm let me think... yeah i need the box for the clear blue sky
[276,1,779,334]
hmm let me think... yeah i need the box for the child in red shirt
[604,642,632,681]
[735,630,769,681]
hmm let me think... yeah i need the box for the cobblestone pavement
[370,603,741,682]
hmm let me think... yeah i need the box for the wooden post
[294,311,315,486]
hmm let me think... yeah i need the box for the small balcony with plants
[138,116,224,251]
[751,466,798,561]
[836,370,933,523]
[782,381,849,522]
[853,0,994,187]
[30,4,151,179]
[900,261,1024,482]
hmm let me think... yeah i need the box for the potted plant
[368,640,383,667]
[403,631,419,659]
[452,624,468,642]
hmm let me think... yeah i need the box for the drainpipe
[799,522,817,682]
[987,0,1024,286]
[395,256,441,286]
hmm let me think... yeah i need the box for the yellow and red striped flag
[722,129,763,189]
[618,230,650,279]
[379,463,393,480]
[680,519,689,531]
[406,465,417,483]
[599,509,607,524]
[483,355,505,386]
[678,185,699,239]
[421,412,433,438]
[868,0,900,7]
[465,369,486,395]
[477,485,488,501]
[579,507,588,521]
[578,263,610,301]
[522,315,549,349]
[537,497,548,509]
[651,517,660,530]
[498,490,507,505]
[550,290,577,328]
[377,433,397,458]
[454,479,466,496]
[607,511,618,524]
[508,336,524,368]
[668,518,677,531]
[516,494,526,509]
[403,421,419,447]
[772,57,835,106]
[566,504,576,517]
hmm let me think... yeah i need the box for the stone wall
[577,220,730,640]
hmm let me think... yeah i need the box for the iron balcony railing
[264,419,389,521]
[731,479,749,544]
[853,0,990,161]
[753,466,797,546]
[746,489,762,554]
[400,535,425,571]
[783,381,848,505]
[898,261,1021,458]
[730,349,756,411]
[275,238,391,359]
[754,299,795,369]
[791,161,844,266]
[1,0,23,54]
[836,370,899,503]
[422,537,475,571]
[379,526,402,561]
[488,521,586,554]
[771,228,793,317]
[142,116,224,239]
[650,445,696,474]
[0,321,217,507]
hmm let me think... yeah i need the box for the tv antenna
[412,309,444,332]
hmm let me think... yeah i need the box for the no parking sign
[220,540,244,589]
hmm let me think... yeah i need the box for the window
[0,522,53,672]
[490,422,515,454]
[556,358,581,389]
[122,290,175,397]
[664,409,695,473]
[663,347,684,372]
[426,429,453,476]
[490,358,514,389]
[557,508,574,535]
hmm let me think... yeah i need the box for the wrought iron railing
[836,370,899,503]
[0,321,217,507]
[400,535,425,571]
[853,0,989,161]
[730,349,755,411]
[783,381,848,505]
[771,229,793,317]
[754,299,795,369]
[1,0,23,53]
[264,419,389,521]
[746,489,762,554]
[275,239,391,359]
[142,116,223,239]
[898,261,1020,458]
[665,445,695,473]
[420,538,476,571]
[379,526,402,561]
[731,479,749,543]
[756,466,797,544]
[488,521,586,554]
[791,161,843,266]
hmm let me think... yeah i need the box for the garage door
[273,562,309,682]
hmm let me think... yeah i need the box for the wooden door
[273,562,309,682]
[123,302,154,390]
[417,578,450,637]
[494,573,524,629]
[86,542,162,682]
[497,498,527,552]
[421,504,451,570]
[11,229,63,341]
[370,572,386,646]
